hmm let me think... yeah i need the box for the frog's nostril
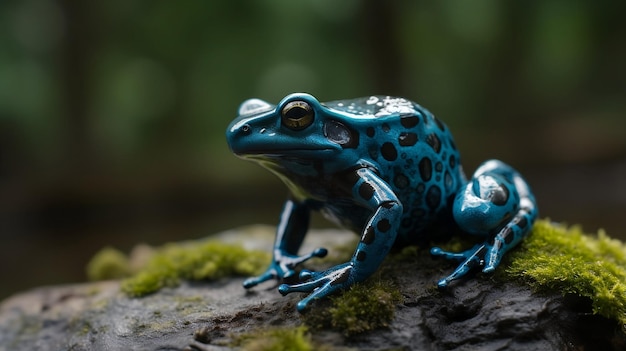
[241,124,251,135]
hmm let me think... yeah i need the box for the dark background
[1,0,625,300]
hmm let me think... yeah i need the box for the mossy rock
[86,219,626,333]
[4,221,626,350]
[505,219,626,328]
[87,239,271,297]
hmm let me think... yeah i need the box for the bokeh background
[1,0,625,300]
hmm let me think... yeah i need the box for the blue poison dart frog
[226,93,537,312]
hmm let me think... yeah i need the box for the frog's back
[327,96,466,241]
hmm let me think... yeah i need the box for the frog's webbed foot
[431,244,488,288]
[242,247,327,289]
[278,262,354,312]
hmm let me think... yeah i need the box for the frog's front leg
[243,199,328,289]
[432,159,538,288]
[278,168,403,312]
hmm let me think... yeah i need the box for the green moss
[330,280,402,335]
[86,246,132,281]
[119,240,270,297]
[505,219,626,327]
[233,326,314,351]
[304,279,402,336]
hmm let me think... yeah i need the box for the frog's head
[226,93,363,172]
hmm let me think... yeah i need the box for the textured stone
[1,227,624,351]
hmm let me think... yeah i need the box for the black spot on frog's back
[419,157,433,182]
[398,132,418,146]
[381,142,398,161]
[400,115,420,128]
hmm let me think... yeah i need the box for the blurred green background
[1,0,625,300]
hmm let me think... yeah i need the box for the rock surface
[1,227,624,351]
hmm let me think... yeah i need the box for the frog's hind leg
[432,159,538,287]
[483,193,536,273]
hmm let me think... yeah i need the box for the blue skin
[226,93,537,312]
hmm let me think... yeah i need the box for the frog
[226,93,538,312]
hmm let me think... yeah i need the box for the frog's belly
[316,199,442,244]
[316,199,370,235]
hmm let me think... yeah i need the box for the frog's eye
[281,101,314,131]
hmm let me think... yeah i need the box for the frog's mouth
[230,138,341,158]
[234,147,337,160]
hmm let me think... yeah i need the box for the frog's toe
[482,255,500,274]
[436,264,473,289]
[311,247,328,258]
[279,263,354,312]
[243,270,276,289]
[299,269,315,281]
[294,284,335,312]
[277,283,292,296]
[437,277,450,289]
[431,246,474,262]
[296,299,310,312]
[280,279,339,313]
[483,245,503,273]
[482,266,496,274]
[435,244,487,288]
[430,246,445,256]
[288,247,328,267]
[278,276,325,295]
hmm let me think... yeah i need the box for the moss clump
[233,326,314,351]
[330,280,402,335]
[86,247,131,281]
[87,240,272,298]
[304,280,402,336]
[118,240,270,297]
[506,219,626,327]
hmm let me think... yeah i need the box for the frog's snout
[226,120,251,155]
[227,98,276,153]
[238,123,251,136]
[227,117,252,138]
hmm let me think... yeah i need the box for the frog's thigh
[452,173,518,236]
